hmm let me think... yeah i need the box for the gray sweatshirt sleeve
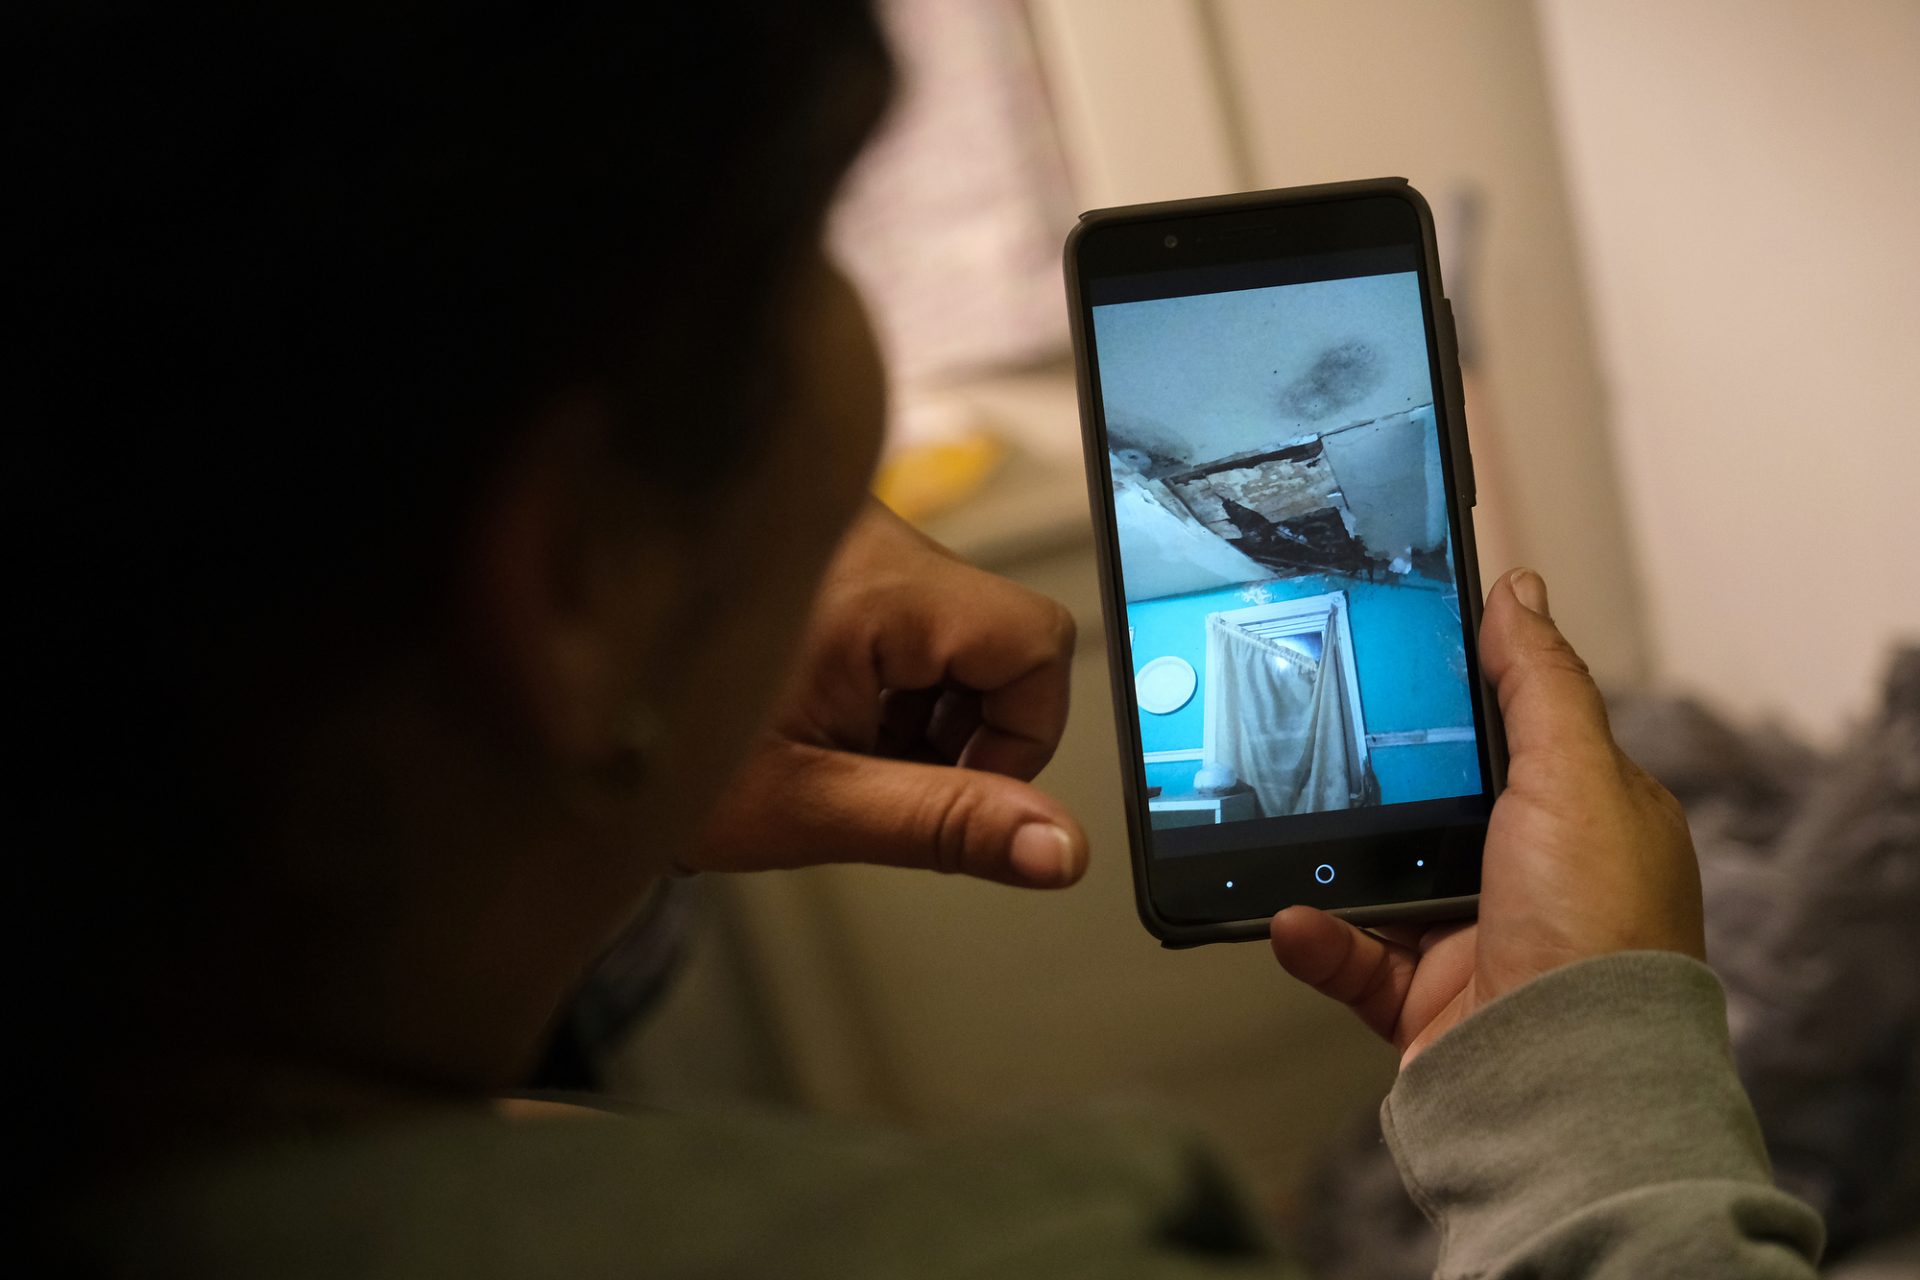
[1381,951,1825,1279]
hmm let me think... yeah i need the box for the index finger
[871,566,1077,781]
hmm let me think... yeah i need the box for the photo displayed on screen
[1093,270,1482,836]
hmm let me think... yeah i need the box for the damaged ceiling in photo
[1094,272,1452,602]
[1113,407,1449,602]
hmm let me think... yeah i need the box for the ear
[461,400,681,769]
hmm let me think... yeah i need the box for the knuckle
[923,786,980,878]
[1001,578,1073,647]
[1643,771,1689,825]
[1614,752,1691,832]
[818,574,888,639]
[1353,935,1398,1004]
[1529,635,1593,681]
[1046,600,1078,656]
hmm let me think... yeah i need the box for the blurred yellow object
[872,431,1006,524]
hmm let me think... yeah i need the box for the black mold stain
[1279,340,1384,420]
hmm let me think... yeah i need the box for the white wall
[1198,0,1650,686]
[1028,0,1241,207]
[1538,0,1920,740]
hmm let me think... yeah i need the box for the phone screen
[1075,191,1496,925]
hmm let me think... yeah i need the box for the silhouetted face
[629,251,887,864]
[228,245,892,1093]
[219,59,903,1093]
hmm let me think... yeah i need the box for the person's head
[14,0,892,1155]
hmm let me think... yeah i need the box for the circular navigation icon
[1314,863,1335,885]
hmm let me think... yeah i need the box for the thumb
[692,739,1090,888]
[1478,568,1616,767]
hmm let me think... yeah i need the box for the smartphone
[1066,178,1504,947]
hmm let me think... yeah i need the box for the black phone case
[1064,177,1507,948]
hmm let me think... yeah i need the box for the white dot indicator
[1225,880,1235,889]
[1416,859,1426,868]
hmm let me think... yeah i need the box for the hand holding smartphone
[1066,179,1504,946]
[1270,566,1707,1062]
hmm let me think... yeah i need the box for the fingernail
[1509,568,1550,617]
[1009,822,1076,886]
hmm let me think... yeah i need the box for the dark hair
[17,0,888,622]
[8,0,889,1182]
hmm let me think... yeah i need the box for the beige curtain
[1204,609,1362,817]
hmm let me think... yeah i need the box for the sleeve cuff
[1381,951,1783,1273]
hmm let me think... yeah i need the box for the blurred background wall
[1538,0,1920,743]
[614,0,1920,1220]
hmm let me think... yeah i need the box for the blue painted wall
[1126,572,1481,805]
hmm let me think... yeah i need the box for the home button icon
[1314,863,1335,885]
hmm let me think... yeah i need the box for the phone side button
[1439,299,1477,507]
